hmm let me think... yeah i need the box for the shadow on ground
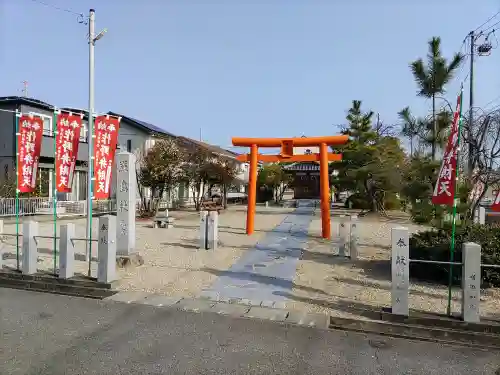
[200,267,328,296]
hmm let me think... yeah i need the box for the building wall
[0,103,16,180]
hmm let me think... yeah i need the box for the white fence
[0,197,171,218]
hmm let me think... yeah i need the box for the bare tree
[137,138,185,215]
[461,109,500,218]
[182,146,212,211]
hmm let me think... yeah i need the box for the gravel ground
[1,206,293,299]
[2,206,500,320]
[289,212,500,320]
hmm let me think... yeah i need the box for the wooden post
[319,143,330,239]
[247,144,258,235]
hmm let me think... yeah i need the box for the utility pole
[85,9,107,263]
[468,30,475,177]
[86,8,95,261]
[21,81,29,97]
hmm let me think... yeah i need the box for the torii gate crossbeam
[233,135,348,239]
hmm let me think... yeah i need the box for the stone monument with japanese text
[115,151,143,267]
[391,227,409,316]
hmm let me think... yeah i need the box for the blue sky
[1,0,500,150]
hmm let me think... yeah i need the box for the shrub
[409,224,500,287]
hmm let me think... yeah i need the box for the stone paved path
[201,207,314,305]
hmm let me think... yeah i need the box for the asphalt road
[0,288,498,375]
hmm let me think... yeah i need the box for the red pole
[319,143,330,239]
[246,144,258,235]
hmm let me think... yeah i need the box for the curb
[104,291,500,350]
[104,291,330,329]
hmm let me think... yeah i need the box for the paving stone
[138,295,183,307]
[199,291,220,302]
[260,300,275,308]
[176,298,216,313]
[213,302,251,317]
[273,301,286,310]
[245,306,289,322]
[104,291,150,304]
[240,298,262,307]
[286,310,329,328]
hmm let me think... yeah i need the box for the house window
[80,121,88,142]
[127,140,132,152]
[29,113,52,135]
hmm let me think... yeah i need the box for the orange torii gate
[233,135,349,239]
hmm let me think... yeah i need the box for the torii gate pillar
[234,135,348,239]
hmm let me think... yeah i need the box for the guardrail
[0,197,173,218]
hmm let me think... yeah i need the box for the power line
[473,9,500,33]
[28,0,88,24]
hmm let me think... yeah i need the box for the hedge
[409,224,500,287]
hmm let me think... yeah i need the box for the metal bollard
[22,221,38,275]
[59,223,75,279]
[391,227,410,316]
[349,215,358,260]
[461,242,481,323]
[207,211,219,250]
[199,211,208,249]
[97,215,117,283]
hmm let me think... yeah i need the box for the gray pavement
[0,288,499,374]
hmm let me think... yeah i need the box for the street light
[86,9,107,263]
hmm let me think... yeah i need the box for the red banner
[93,116,120,199]
[17,115,44,193]
[431,93,462,206]
[55,113,82,192]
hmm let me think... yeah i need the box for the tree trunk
[432,94,436,160]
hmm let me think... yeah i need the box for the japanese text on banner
[93,116,120,199]
[17,115,44,193]
[431,93,462,206]
[55,114,82,192]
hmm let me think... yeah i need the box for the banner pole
[14,111,21,271]
[52,111,58,275]
[447,87,464,316]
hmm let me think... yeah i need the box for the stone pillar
[199,211,208,249]
[338,215,347,257]
[59,223,75,279]
[461,242,481,323]
[207,211,219,250]
[349,215,358,260]
[479,206,486,225]
[391,227,410,316]
[116,152,136,256]
[98,215,117,283]
[22,221,38,275]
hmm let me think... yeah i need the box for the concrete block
[286,310,329,328]
[199,211,208,249]
[59,223,75,279]
[97,215,117,283]
[462,242,481,323]
[105,291,151,304]
[349,215,358,260]
[139,295,183,307]
[245,306,289,322]
[207,211,219,250]
[391,227,410,316]
[177,298,216,312]
[214,302,251,316]
[116,152,137,256]
[22,221,38,275]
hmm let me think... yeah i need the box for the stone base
[116,253,144,268]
